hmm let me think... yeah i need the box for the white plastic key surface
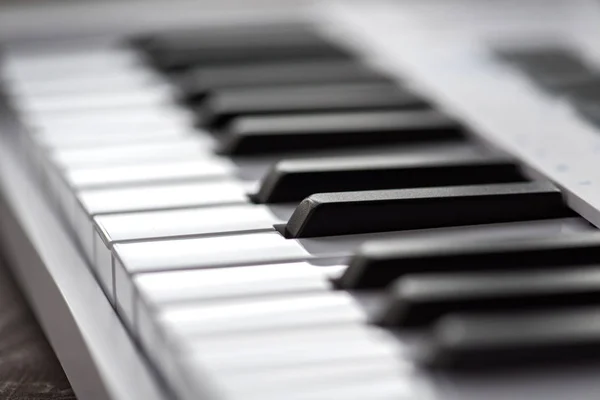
[134,261,342,307]
[28,105,192,132]
[114,231,310,275]
[78,180,248,216]
[9,71,161,97]
[17,89,174,115]
[132,262,342,335]
[181,325,403,373]
[95,203,288,244]
[52,137,215,169]
[156,291,364,338]
[65,158,235,189]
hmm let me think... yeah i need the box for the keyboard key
[78,180,247,217]
[158,292,364,338]
[51,137,214,169]
[112,231,312,310]
[134,261,342,323]
[9,70,160,97]
[535,73,600,95]
[93,204,291,296]
[378,268,600,327]
[496,46,591,81]
[137,24,350,70]
[253,152,525,203]
[561,78,600,104]
[173,326,405,400]
[219,110,463,155]
[574,101,600,128]
[29,105,192,132]
[3,47,139,80]
[75,181,248,264]
[114,231,310,276]
[38,127,192,150]
[199,83,427,128]
[178,60,389,102]
[95,203,287,244]
[425,308,600,369]
[18,89,173,115]
[215,356,407,400]
[180,325,399,372]
[337,230,600,289]
[64,158,234,189]
[285,181,570,238]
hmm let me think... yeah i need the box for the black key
[424,308,600,369]
[218,110,460,155]
[560,78,600,103]
[285,181,568,238]
[536,74,600,95]
[496,46,591,81]
[253,152,526,204]
[136,24,350,71]
[337,230,600,290]
[574,101,600,127]
[199,83,428,128]
[378,268,600,327]
[178,60,390,103]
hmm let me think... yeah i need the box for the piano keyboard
[3,4,600,399]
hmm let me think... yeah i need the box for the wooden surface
[0,256,75,400]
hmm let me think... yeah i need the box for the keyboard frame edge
[0,94,171,400]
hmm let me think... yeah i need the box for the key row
[6,25,600,400]
[129,27,593,378]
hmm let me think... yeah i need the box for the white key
[9,71,161,97]
[52,137,214,169]
[113,231,310,314]
[79,180,247,217]
[29,105,192,132]
[18,89,173,114]
[37,128,193,151]
[96,204,287,243]
[37,128,192,150]
[135,261,342,307]
[95,204,287,306]
[4,49,139,80]
[216,355,408,393]
[76,181,248,271]
[181,325,402,373]
[51,157,234,236]
[114,231,309,276]
[65,158,234,189]
[167,325,405,400]
[157,291,364,338]
[239,378,418,400]
[133,262,344,335]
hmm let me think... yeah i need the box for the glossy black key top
[575,102,600,127]
[219,110,461,155]
[424,308,600,369]
[379,268,600,327]
[137,24,350,71]
[560,78,600,103]
[199,83,428,128]
[497,46,591,79]
[285,181,568,238]
[179,60,389,103]
[337,231,600,289]
[253,152,526,204]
